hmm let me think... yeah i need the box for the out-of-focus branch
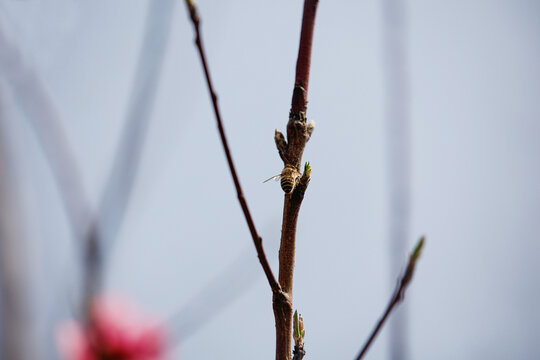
[99,0,176,253]
[0,0,175,322]
[382,0,412,357]
[183,0,280,294]
[86,0,176,315]
[0,22,92,248]
[167,230,280,344]
[0,22,98,321]
[355,237,425,360]
[0,90,29,360]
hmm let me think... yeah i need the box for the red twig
[291,0,319,114]
[184,1,280,294]
[355,237,425,360]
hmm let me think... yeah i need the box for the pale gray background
[0,0,539,359]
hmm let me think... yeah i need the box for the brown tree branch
[183,0,280,294]
[273,1,319,358]
[184,1,319,358]
[355,237,425,360]
[272,164,311,360]
[291,0,318,114]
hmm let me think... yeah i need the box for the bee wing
[263,174,281,183]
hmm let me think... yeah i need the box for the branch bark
[184,0,280,294]
[273,1,319,359]
[273,168,311,360]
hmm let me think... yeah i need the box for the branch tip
[355,236,426,360]
[303,162,311,177]
[306,120,315,140]
[275,129,288,163]
[411,236,425,262]
[184,0,198,21]
[293,310,305,344]
[292,310,306,360]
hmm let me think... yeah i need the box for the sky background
[1,0,539,359]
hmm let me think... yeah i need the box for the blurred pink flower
[56,296,166,360]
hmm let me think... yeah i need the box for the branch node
[185,0,199,23]
[306,120,315,141]
[288,110,307,124]
[292,345,306,360]
[275,129,289,163]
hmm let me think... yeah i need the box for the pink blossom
[56,296,166,360]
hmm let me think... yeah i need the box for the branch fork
[275,112,315,171]
[184,1,319,359]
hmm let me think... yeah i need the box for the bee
[264,165,301,194]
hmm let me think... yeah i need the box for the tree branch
[273,1,319,358]
[355,237,425,360]
[183,0,280,294]
[99,0,176,254]
[0,22,99,321]
[0,96,29,360]
[291,0,318,114]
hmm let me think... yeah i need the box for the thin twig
[355,237,425,360]
[166,237,279,343]
[183,0,280,294]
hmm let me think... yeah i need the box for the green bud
[293,310,305,345]
[304,162,311,177]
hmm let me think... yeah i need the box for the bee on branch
[264,165,301,194]
[268,113,315,195]
[264,162,312,195]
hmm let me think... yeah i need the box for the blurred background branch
[0,86,30,360]
[382,0,412,358]
[0,0,176,320]
[98,0,176,254]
